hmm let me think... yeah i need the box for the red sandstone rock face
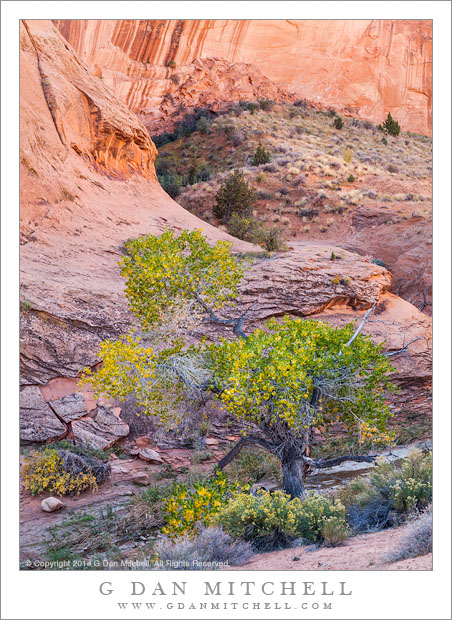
[20,20,254,385]
[54,19,432,135]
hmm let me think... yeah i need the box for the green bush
[196,116,210,134]
[213,170,256,221]
[257,226,286,252]
[252,142,271,166]
[158,171,182,198]
[258,99,275,111]
[341,450,432,532]
[347,174,356,183]
[369,450,432,513]
[380,112,401,137]
[226,213,256,241]
[333,116,344,130]
[216,489,348,550]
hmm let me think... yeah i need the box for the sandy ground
[225,525,432,571]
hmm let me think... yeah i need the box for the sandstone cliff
[54,19,432,135]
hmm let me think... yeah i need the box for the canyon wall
[54,19,432,135]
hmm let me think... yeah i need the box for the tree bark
[281,456,305,499]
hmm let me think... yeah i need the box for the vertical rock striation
[54,19,432,135]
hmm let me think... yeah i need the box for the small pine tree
[213,170,256,221]
[333,116,344,130]
[196,116,210,134]
[252,142,270,166]
[381,113,401,137]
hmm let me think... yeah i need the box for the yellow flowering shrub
[23,448,98,496]
[216,489,348,548]
[162,472,244,538]
[369,449,432,513]
[209,316,396,438]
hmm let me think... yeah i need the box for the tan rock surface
[55,19,432,135]
[71,405,129,450]
[20,386,67,443]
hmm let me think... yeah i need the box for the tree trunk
[281,456,305,499]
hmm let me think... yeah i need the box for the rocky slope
[20,20,431,449]
[54,19,432,136]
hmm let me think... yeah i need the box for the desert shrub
[371,258,388,269]
[346,496,396,534]
[162,471,243,537]
[23,448,99,496]
[153,525,254,570]
[257,226,286,252]
[382,136,388,145]
[226,446,282,485]
[297,207,318,219]
[369,450,432,513]
[295,493,348,544]
[341,450,432,532]
[343,147,354,163]
[196,116,211,134]
[216,489,348,550]
[153,132,177,147]
[320,516,350,546]
[347,174,356,183]
[158,171,182,198]
[259,98,275,111]
[333,116,344,130]
[256,189,274,200]
[387,163,398,174]
[230,130,244,146]
[213,170,256,221]
[226,213,256,241]
[252,142,271,166]
[380,112,401,137]
[384,508,432,563]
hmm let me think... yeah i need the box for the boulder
[20,386,66,443]
[137,448,164,464]
[133,472,151,486]
[41,497,65,512]
[49,393,87,422]
[135,436,154,449]
[71,405,129,450]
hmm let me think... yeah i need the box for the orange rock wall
[55,19,432,135]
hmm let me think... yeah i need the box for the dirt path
[225,525,432,571]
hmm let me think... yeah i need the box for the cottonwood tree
[83,229,398,498]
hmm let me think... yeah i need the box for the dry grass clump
[384,507,432,563]
[153,525,254,570]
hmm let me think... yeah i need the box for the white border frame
[2,2,450,619]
